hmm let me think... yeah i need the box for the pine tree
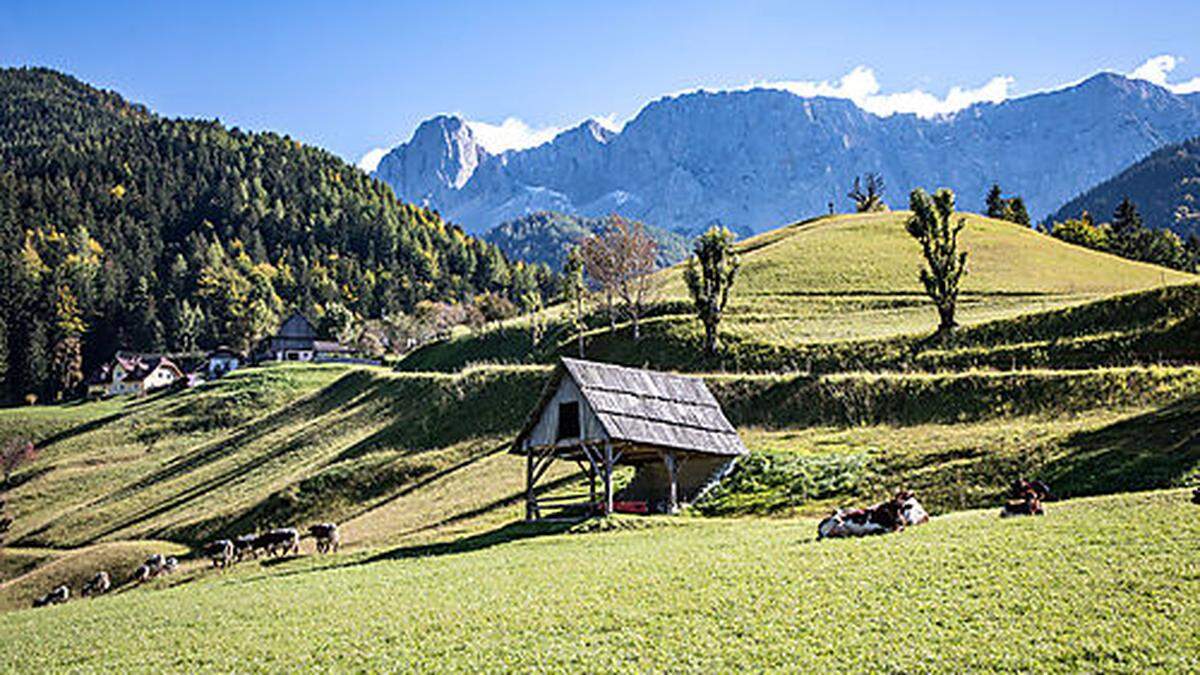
[985,184,1006,219]
[1007,197,1031,226]
[562,247,587,358]
[1111,197,1144,258]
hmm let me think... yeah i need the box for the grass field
[0,489,1195,672]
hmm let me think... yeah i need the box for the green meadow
[1,212,1199,671]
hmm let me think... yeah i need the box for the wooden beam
[525,446,534,522]
[603,439,614,516]
[662,450,679,515]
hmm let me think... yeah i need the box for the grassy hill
[401,211,1198,373]
[1,489,1196,671]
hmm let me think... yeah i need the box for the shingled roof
[516,358,747,457]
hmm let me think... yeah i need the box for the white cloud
[465,117,566,153]
[734,66,1014,118]
[1128,54,1200,94]
[357,147,387,173]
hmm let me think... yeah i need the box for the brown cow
[1000,479,1049,518]
[81,571,111,597]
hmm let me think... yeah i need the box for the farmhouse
[86,353,184,398]
[514,358,747,519]
[256,312,352,363]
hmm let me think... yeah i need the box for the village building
[86,353,185,398]
[514,358,748,520]
[256,312,353,363]
[205,347,245,379]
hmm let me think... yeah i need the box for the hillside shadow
[358,520,575,564]
[32,411,129,448]
[1046,394,1200,497]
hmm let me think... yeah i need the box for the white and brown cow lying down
[1000,479,1051,518]
[817,491,930,540]
[81,571,111,597]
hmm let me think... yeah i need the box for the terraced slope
[401,212,1197,372]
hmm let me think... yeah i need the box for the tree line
[0,68,556,404]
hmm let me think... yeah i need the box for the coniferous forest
[0,68,556,404]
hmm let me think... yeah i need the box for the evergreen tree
[985,184,1006,219]
[683,227,740,355]
[562,247,587,358]
[1110,197,1144,258]
[906,188,969,337]
[1007,197,1031,226]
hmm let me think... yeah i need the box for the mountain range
[373,73,1200,236]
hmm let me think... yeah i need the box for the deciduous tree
[684,227,740,355]
[580,216,658,339]
[906,188,969,336]
[848,173,887,213]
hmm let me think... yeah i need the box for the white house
[87,353,185,398]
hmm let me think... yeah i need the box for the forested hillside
[1049,136,1200,238]
[0,68,554,404]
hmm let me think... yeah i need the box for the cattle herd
[817,478,1062,540]
[25,486,1200,610]
[29,522,340,609]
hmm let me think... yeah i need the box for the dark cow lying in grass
[255,528,300,557]
[32,585,69,608]
[205,539,235,568]
[1192,488,1200,505]
[81,571,111,597]
[1001,479,1051,518]
[308,523,340,554]
[817,491,930,540]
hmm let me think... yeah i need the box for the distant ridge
[375,73,1200,236]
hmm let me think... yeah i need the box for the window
[556,401,580,440]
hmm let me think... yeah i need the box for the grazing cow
[255,528,300,557]
[233,534,259,562]
[1192,487,1200,505]
[144,554,166,577]
[33,585,70,608]
[162,557,178,574]
[132,564,152,584]
[205,539,235,568]
[81,571,111,597]
[308,523,340,554]
[895,490,930,526]
[818,493,908,540]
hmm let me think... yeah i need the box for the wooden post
[663,450,679,514]
[602,439,614,516]
[525,446,535,521]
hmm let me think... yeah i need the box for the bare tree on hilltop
[848,173,888,213]
[580,216,658,340]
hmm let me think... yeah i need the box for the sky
[4,0,1200,170]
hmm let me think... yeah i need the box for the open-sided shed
[513,358,747,519]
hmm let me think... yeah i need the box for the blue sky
[4,0,1200,167]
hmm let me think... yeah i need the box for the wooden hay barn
[514,358,747,520]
